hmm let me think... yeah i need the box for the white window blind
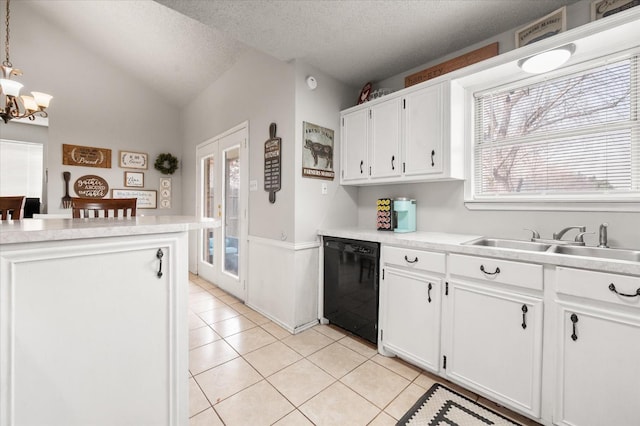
[0,139,44,198]
[473,55,639,200]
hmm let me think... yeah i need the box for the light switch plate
[321,183,328,195]
[250,180,258,191]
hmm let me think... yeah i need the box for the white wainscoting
[246,236,320,333]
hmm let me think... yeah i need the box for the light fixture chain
[4,0,10,66]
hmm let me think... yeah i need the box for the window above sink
[453,8,640,212]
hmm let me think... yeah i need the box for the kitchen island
[0,216,203,426]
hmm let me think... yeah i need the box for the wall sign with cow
[302,121,334,180]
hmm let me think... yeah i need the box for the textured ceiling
[22,0,582,106]
[156,0,581,86]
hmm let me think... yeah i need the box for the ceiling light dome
[518,44,576,74]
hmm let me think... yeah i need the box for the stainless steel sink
[550,245,640,262]
[464,238,552,252]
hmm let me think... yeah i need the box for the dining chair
[71,197,137,218]
[0,196,26,220]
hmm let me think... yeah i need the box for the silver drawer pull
[404,255,419,264]
[480,264,500,276]
[608,283,640,298]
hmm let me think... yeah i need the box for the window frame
[463,48,640,212]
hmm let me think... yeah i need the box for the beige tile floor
[187,274,540,426]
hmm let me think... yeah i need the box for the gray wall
[293,60,359,243]
[358,181,639,249]
[10,1,182,215]
[179,48,297,242]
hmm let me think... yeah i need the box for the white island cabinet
[0,217,198,426]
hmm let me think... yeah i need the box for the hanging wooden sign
[404,42,499,87]
[74,175,109,198]
[264,123,281,204]
[62,144,112,168]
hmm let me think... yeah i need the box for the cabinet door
[555,305,640,426]
[341,108,369,182]
[0,235,188,426]
[444,280,542,417]
[370,98,402,179]
[403,83,443,176]
[381,267,441,372]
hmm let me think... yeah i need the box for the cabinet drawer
[449,254,543,291]
[557,267,640,309]
[382,246,445,274]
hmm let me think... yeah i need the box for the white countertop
[319,227,640,276]
[0,216,217,245]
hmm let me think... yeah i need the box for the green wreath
[154,153,179,175]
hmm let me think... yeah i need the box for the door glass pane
[201,155,216,266]
[223,147,240,276]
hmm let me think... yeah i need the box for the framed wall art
[119,150,148,169]
[591,0,639,20]
[74,175,109,198]
[112,189,157,209]
[62,144,112,169]
[302,121,334,180]
[124,171,144,188]
[515,7,566,48]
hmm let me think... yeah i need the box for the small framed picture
[591,0,639,21]
[119,150,148,169]
[515,7,566,48]
[124,171,144,188]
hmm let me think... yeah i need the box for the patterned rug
[397,383,522,426]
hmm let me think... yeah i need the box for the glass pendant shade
[21,95,38,111]
[0,78,23,96]
[31,91,53,108]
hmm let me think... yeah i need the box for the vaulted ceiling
[20,0,581,106]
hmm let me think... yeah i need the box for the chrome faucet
[598,223,609,248]
[553,226,586,242]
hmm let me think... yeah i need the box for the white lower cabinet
[381,267,442,372]
[554,267,640,426]
[443,254,543,418]
[379,246,445,373]
[376,243,640,425]
[0,233,189,426]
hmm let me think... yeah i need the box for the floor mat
[397,383,522,426]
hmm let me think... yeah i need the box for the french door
[196,123,247,300]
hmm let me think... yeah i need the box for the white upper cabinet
[403,83,444,176]
[340,79,463,185]
[341,108,369,182]
[370,98,402,179]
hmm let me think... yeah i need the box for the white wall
[8,1,182,215]
[355,0,640,249]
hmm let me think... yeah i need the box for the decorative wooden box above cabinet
[339,79,464,186]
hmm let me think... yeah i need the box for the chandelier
[1,0,52,123]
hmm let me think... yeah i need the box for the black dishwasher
[323,237,380,344]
